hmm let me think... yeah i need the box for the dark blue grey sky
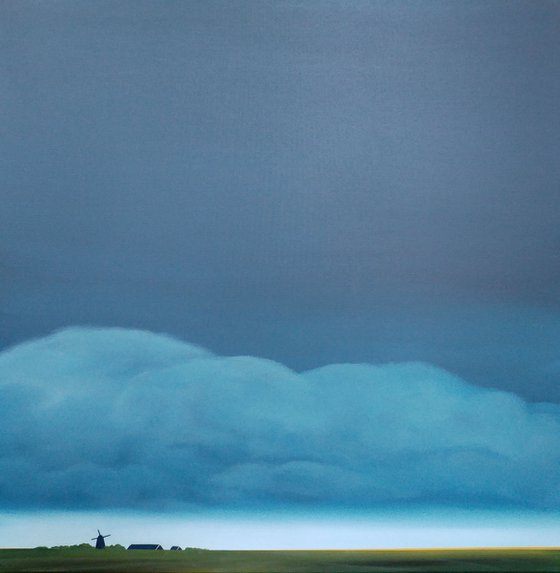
[2,0,560,401]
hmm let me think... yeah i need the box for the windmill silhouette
[92,530,111,549]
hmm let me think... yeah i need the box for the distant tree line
[32,544,207,551]
[34,544,126,550]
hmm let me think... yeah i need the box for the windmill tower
[92,530,111,549]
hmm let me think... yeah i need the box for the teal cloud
[1,327,559,511]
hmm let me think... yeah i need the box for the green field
[1,547,560,572]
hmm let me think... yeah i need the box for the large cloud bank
[1,327,559,511]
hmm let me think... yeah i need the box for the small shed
[170,546,183,551]
[127,544,164,550]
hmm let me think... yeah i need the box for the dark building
[127,544,164,550]
[170,546,182,551]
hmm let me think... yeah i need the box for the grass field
[1,547,560,572]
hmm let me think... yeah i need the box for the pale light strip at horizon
[1,511,559,550]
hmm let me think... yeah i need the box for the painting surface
[1,0,560,551]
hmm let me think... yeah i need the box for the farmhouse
[127,544,164,550]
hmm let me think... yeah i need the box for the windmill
[91,529,111,549]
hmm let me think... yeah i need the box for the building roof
[170,546,183,550]
[127,544,164,550]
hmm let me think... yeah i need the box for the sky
[1,0,560,549]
